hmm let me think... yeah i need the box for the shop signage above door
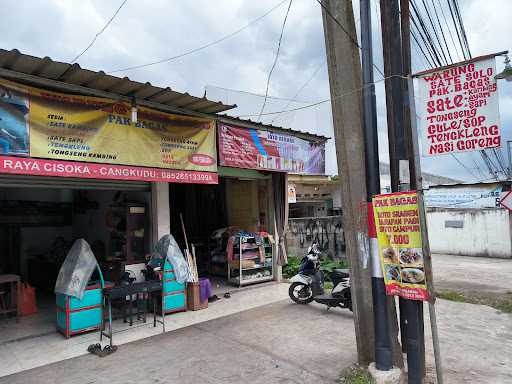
[0,78,217,172]
[0,155,218,184]
[218,123,325,174]
[416,56,501,156]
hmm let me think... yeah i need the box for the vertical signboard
[417,57,501,156]
[373,191,428,301]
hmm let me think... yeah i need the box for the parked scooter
[288,243,352,311]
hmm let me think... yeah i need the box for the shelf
[234,245,260,251]
[229,276,274,286]
[241,265,272,271]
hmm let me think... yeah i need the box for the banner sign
[0,155,218,184]
[0,78,217,172]
[218,123,325,174]
[424,183,503,208]
[417,57,501,156]
[373,191,428,301]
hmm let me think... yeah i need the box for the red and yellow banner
[0,78,217,172]
[0,156,218,184]
[373,191,428,301]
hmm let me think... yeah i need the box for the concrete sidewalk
[0,300,357,384]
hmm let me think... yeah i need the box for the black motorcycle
[288,244,352,311]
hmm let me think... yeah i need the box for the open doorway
[0,185,151,343]
[169,176,275,295]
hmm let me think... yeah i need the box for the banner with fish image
[373,191,428,301]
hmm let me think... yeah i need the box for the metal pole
[408,76,444,384]
[361,0,392,371]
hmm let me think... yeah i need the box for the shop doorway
[169,176,275,294]
[0,183,151,343]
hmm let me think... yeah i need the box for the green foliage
[282,256,302,279]
[340,366,372,384]
[321,257,348,273]
[282,255,348,279]
[437,290,512,314]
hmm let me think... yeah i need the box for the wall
[287,216,345,259]
[225,179,259,232]
[426,208,512,258]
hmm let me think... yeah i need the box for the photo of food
[401,268,425,284]
[399,248,423,266]
[385,265,401,282]
[382,247,399,264]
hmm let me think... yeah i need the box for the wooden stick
[180,213,190,253]
[191,244,199,282]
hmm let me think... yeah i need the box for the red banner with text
[0,156,218,184]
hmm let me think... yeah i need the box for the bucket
[186,279,210,311]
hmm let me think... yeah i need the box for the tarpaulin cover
[153,234,192,284]
[54,239,99,300]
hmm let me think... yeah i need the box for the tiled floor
[0,282,289,378]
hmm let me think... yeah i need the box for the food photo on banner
[0,78,217,172]
[372,191,428,301]
[218,123,325,174]
[416,54,501,156]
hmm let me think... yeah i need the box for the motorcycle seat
[333,269,350,278]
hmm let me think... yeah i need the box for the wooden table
[0,274,20,322]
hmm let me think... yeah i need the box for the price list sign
[417,57,501,156]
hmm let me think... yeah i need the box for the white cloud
[0,0,509,181]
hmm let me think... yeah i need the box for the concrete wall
[426,208,512,258]
[287,216,345,259]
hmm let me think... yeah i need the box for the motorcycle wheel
[288,282,314,304]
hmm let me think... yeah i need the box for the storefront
[0,50,327,358]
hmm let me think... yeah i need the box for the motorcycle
[288,243,352,311]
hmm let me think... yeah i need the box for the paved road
[0,301,356,384]
[432,253,512,294]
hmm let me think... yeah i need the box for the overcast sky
[0,0,510,181]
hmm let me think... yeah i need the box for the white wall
[426,208,512,258]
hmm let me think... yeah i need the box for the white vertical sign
[417,57,501,156]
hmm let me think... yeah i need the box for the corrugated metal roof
[0,49,236,114]
[0,49,327,142]
[217,114,329,142]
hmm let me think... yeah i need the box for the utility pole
[360,0,393,372]
[381,1,426,382]
[321,0,375,365]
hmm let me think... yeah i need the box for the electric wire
[316,0,385,77]
[70,0,129,63]
[447,0,468,60]
[107,0,289,73]
[411,28,435,68]
[270,61,325,124]
[410,0,444,66]
[410,0,494,180]
[257,0,293,121]
[235,74,406,118]
[430,0,453,63]
[421,0,449,65]
[450,153,480,181]
[437,0,463,61]
[453,0,472,57]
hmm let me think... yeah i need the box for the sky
[0,0,510,181]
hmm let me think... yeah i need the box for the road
[432,253,512,294]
